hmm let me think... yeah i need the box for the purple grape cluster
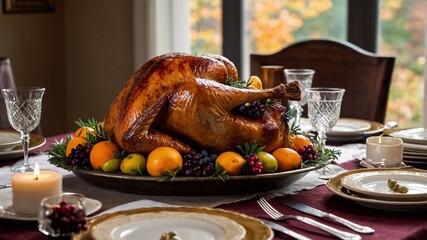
[297,145,318,162]
[243,153,263,175]
[273,104,286,113]
[183,150,217,177]
[234,100,266,119]
[66,144,93,169]
[47,200,87,235]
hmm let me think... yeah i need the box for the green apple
[101,158,122,173]
[257,151,278,173]
[120,153,147,175]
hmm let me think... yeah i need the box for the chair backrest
[0,57,16,129]
[250,39,395,123]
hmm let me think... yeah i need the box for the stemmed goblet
[2,87,45,172]
[284,69,315,126]
[306,88,345,145]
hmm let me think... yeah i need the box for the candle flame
[34,163,40,180]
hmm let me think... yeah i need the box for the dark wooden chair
[250,39,395,123]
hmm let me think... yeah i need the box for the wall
[0,0,134,136]
[63,0,133,131]
[0,1,66,136]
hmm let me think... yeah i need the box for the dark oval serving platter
[72,164,324,196]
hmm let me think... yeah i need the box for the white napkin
[333,143,365,164]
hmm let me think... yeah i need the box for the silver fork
[257,197,362,240]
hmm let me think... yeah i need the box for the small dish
[0,190,102,221]
[341,170,427,201]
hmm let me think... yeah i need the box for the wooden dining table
[0,133,426,240]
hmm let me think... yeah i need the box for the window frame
[222,0,379,70]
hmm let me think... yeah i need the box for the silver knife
[276,198,375,234]
[260,218,312,240]
[0,184,11,189]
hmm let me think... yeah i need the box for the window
[379,0,426,127]
[244,0,347,79]
[189,0,426,127]
[190,0,222,54]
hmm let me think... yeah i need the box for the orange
[146,147,183,177]
[65,137,87,157]
[288,134,312,151]
[89,141,120,170]
[73,127,94,138]
[248,76,263,89]
[215,151,246,176]
[272,147,302,172]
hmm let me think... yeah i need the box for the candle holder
[38,194,87,237]
[366,136,403,167]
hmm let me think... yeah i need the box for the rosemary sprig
[211,163,229,182]
[47,137,72,170]
[225,77,249,89]
[75,118,108,144]
[237,141,264,157]
[159,168,181,182]
[301,135,341,168]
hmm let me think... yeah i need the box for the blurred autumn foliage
[190,0,425,127]
[379,0,425,127]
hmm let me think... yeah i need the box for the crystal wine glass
[306,88,345,145]
[2,87,45,172]
[284,69,315,126]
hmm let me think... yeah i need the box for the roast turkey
[104,53,301,155]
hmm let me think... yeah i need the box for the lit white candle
[366,136,403,167]
[12,163,62,214]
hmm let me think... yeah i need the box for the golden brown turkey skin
[104,53,300,155]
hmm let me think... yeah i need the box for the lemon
[257,151,278,173]
[248,76,263,89]
[120,153,147,175]
[101,158,122,173]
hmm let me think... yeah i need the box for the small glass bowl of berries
[38,193,87,237]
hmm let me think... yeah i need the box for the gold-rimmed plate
[326,168,427,211]
[0,130,21,151]
[301,118,384,143]
[389,128,427,145]
[73,207,273,240]
[0,133,46,160]
[341,170,427,201]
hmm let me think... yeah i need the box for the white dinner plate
[0,134,46,160]
[403,142,427,151]
[91,211,246,240]
[390,128,427,144]
[0,130,21,151]
[301,118,371,135]
[403,159,427,166]
[327,168,427,211]
[300,118,383,143]
[0,189,102,221]
[74,207,273,240]
[341,170,427,201]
